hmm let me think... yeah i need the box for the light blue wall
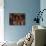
[40,0,46,27]
[4,0,40,42]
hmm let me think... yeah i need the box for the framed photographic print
[9,13,25,25]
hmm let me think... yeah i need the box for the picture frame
[9,13,25,25]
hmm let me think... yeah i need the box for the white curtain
[0,0,4,42]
